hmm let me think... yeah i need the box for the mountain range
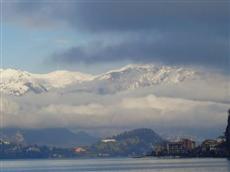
[0,128,98,148]
[0,64,199,96]
[0,127,165,155]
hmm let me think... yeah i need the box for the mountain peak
[0,68,30,77]
[103,64,155,74]
[0,68,93,96]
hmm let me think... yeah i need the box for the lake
[0,158,230,172]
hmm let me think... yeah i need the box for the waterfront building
[181,138,196,150]
[74,147,87,153]
[201,139,218,151]
[167,138,196,155]
[167,142,184,154]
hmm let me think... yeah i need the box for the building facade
[167,138,196,155]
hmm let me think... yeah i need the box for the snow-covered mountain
[0,64,199,96]
[0,69,93,96]
[90,64,198,94]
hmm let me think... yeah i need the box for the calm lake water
[0,158,230,172]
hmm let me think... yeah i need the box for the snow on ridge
[0,64,199,96]
[0,68,94,96]
[32,70,94,89]
[96,64,197,82]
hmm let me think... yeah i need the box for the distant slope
[90,128,166,156]
[0,128,98,148]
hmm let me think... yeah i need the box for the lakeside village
[1,110,230,159]
[151,136,226,158]
[150,109,230,158]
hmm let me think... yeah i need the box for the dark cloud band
[51,31,229,71]
[5,0,230,71]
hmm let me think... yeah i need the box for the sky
[2,0,230,74]
[1,0,230,138]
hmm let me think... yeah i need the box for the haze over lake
[1,158,230,172]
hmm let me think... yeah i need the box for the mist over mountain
[1,64,229,139]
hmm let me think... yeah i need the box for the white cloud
[1,98,19,116]
[41,103,108,116]
[120,94,229,128]
[121,95,197,112]
[2,92,228,134]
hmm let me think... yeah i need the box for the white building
[101,139,116,143]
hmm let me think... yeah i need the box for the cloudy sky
[2,0,230,73]
[1,0,230,138]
